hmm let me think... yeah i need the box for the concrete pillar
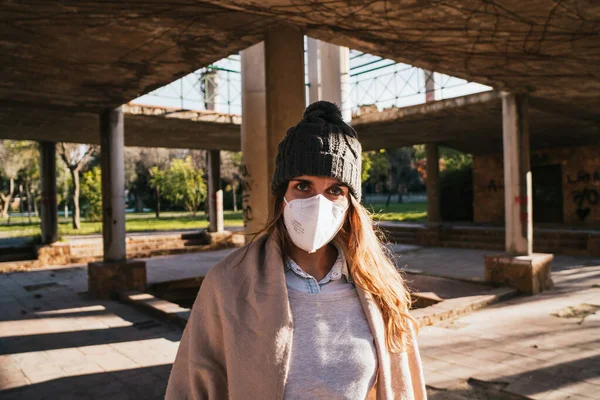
[205,70,224,233]
[502,93,533,255]
[340,47,350,122]
[241,42,269,235]
[240,25,305,235]
[425,143,441,225]
[208,150,224,232]
[265,24,305,182]
[99,107,126,262]
[424,69,435,102]
[320,42,350,121]
[307,37,320,104]
[89,106,146,299]
[39,141,58,244]
[423,69,441,227]
[204,69,219,111]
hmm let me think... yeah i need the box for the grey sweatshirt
[284,289,378,399]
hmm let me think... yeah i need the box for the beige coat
[166,233,427,400]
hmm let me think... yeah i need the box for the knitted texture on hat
[271,101,363,201]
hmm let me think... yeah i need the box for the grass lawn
[365,202,427,222]
[0,211,245,238]
[0,202,427,239]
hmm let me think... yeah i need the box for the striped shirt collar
[284,240,353,283]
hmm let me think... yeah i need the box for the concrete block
[36,243,72,266]
[416,226,441,246]
[88,259,146,299]
[484,253,553,295]
[588,236,600,257]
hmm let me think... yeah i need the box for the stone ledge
[120,285,517,331]
[588,236,600,257]
[119,290,190,328]
[88,259,147,299]
[412,287,517,327]
[484,253,553,295]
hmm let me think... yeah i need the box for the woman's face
[283,175,350,208]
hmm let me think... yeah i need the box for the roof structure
[352,91,600,155]
[1,1,599,145]
[0,104,241,151]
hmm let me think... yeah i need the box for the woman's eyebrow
[291,179,313,184]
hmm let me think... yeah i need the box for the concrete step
[0,252,37,263]
[441,240,505,251]
[119,291,190,328]
[412,286,518,327]
[0,245,37,263]
[121,281,518,332]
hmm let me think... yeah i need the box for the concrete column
[424,69,435,102]
[320,42,350,121]
[100,107,126,262]
[425,143,441,225]
[240,25,305,235]
[307,37,320,104]
[339,47,350,122]
[204,69,219,111]
[89,107,146,298]
[265,24,305,182]
[208,150,224,232]
[241,42,269,235]
[320,41,341,105]
[39,141,58,244]
[204,70,224,232]
[502,93,533,255]
[424,69,441,226]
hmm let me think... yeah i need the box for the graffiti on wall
[532,153,549,166]
[239,163,253,227]
[488,180,504,192]
[567,170,600,185]
[568,170,600,221]
[572,187,599,221]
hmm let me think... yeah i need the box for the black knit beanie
[271,101,362,201]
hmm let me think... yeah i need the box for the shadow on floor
[1,364,172,400]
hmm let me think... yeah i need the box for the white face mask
[283,194,348,253]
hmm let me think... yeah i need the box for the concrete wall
[474,145,600,225]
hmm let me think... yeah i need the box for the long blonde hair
[252,184,417,353]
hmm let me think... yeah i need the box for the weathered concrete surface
[2,92,597,155]
[473,145,600,226]
[485,253,554,295]
[0,104,242,151]
[3,1,599,111]
[352,91,600,154]
[88,259,147,299]
[2,1,599,153]
[0,247,598,399]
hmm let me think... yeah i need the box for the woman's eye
[329,187,342,196]
[296,183,309,192]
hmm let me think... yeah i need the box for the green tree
[80,166,103,221]
[148,166,167,218]
[19,147,40,222]
[142,148,172,218]
[229,151,243,211]
[163,157,207,216]
[0,141,30,219]
[362,150,391,190]
[361,153,372,183]
[58,143,96,229]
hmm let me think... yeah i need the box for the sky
[133,37,491,119]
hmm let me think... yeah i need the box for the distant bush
[440,153,473,221]
[80,166,103,221]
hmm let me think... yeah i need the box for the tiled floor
[0,246,599,399]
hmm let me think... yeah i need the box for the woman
[166,101,426,400]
